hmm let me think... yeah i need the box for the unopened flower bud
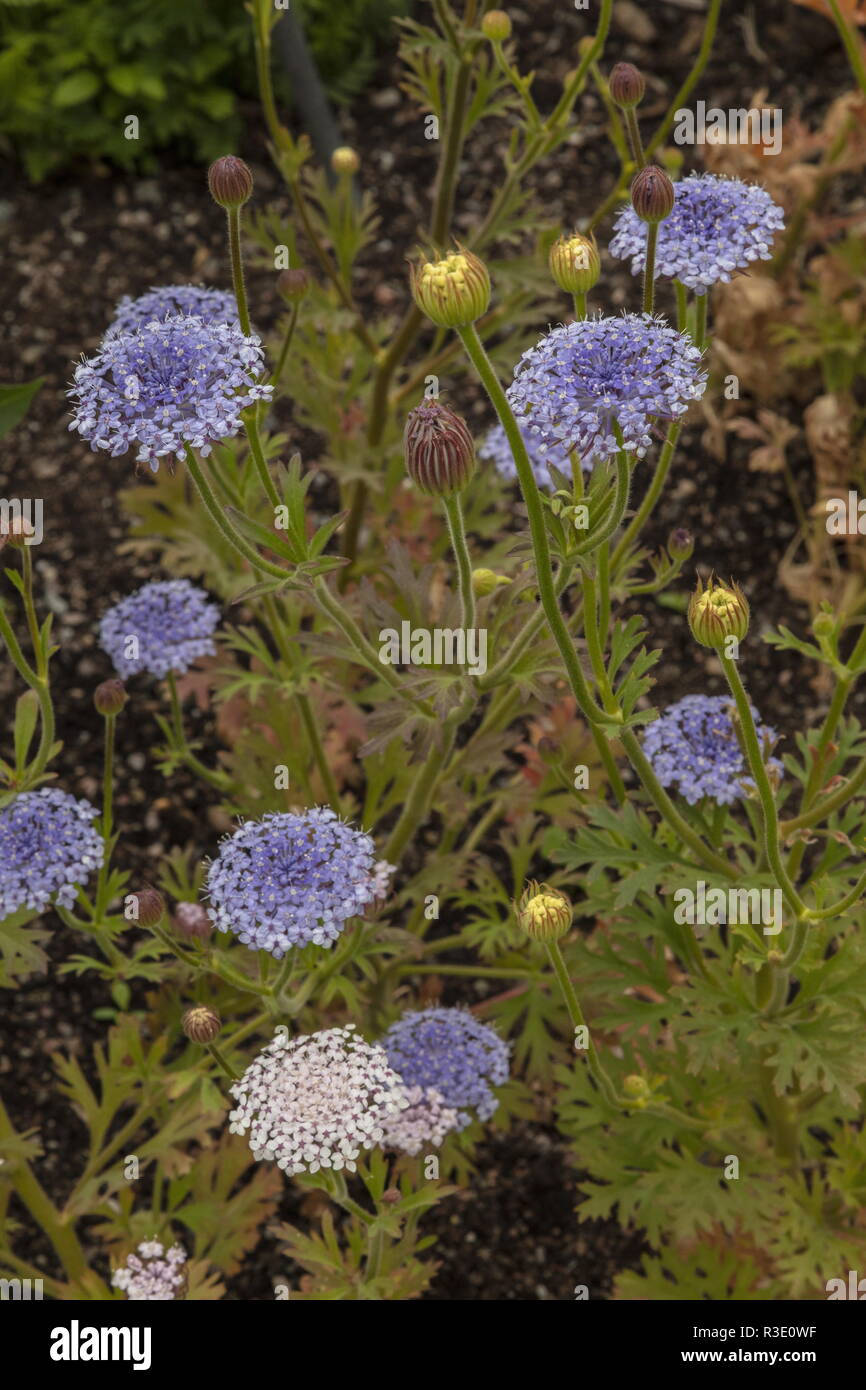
[182,1005,221,1045]
[688,576,750,649]
[129,887,166,927]
[331,146,360,176]
[207,156,253,210]
[812,611,835,640]
[381,1187,402,1206]
[277,268,310,303]
[609,62,645,109]
[630,164,675,224]
[516,881,572,942]
[482,10,512,40]
[403,400,475,496]
[0,515,36,549]
[173,901,212,941]
[410,247,491,329]
[623,1073,651,1103]
[94,678,128,717]
[472,568,510,597]
[667,528,694,561]
[548,232,600,296]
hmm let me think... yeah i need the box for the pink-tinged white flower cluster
[111,1239,187,1300]
[380,1085,460,1156]
[228,1025,410,1174]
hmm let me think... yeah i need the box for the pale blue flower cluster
[642,694,782,805]
[505,313,706,466]
[609,173,785,295]
[205,807,393,956]
[0,788,104,917]
[99,579,220,680]
[381,1007,510,1127]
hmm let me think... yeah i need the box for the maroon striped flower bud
[609,62,645,110]
[207,156,253,210]
[128,887,165,927]
[182,1005,221,1044]
[630,165,675,224]
[403,400,475,497]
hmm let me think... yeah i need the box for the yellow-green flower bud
[472,568,511,597]
[331,146,360,176]
[410,248,491,329]
[482,10,512,41]
[688,576,750,649]
[548,232,600,296]
[623,1074,651,1104]
[516,881,572,942]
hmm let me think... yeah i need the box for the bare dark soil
[0,0,855,1298]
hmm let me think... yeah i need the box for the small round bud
[331,146,360,176]
[548,232,600,296]
[472,567,511,597]
[410,247,491,329]
[403,400,475,497]
[630,164,675,224]
[481,9,512,40]
[182,1005,221,1045]
[129,887,166,928]
[207,155,253,210]
[609,62,645,110]
[277,268,310,303]
[688,576,750,649]
[623,1074,651,1103]
[381,1187,402,1206]
[812,611,835,640]
[516,880,572,942]
[667,528,694,562]
[0,515,36,549]
[173,901,212,941]
[94,678,128,717]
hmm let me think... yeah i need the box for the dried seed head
[410,247,491,328]
[207,155,253,209]
[548,232,601,295]
[403,400,475,496]
[630,164,675,224]
[688,575,750,649]
[516,880,572,942]
[609,62,645,110]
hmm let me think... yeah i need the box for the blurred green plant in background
[0,0,409,181]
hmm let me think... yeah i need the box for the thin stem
[642,223,658,315]
[624,107,645,168]
[165,670,231,792]
[720,655,808,918]
[611,423,682,575]
[227,207,252,338]
[827,0,866,97]
[546,940,620,1108]
[442,493,476,633]
[184,446,287,579]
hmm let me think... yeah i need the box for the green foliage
[0,0,408,180]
